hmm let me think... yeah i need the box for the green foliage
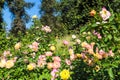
[77,7,120,80]
[108,0,120,13]
[0,0,5,30]
[0,19,56,79]
[59,0,102,31]
[58,0,120,33]
[0,0,120,80]
[80,10,120,52]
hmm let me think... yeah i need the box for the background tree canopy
[0,0,120,36]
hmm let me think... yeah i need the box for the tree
[40,0,61,33]
[6,0,33,36]
[0,0,5,30]
[59,0,111,32]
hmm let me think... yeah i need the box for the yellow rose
[5,60,14,69]
[94,53,102,59]
[27,63,36,71]
[14,42,21,50]
[50,46,56,51]
[60,69,70,80]
[68,49,74,55]
[76,53,81,58]
[81,42,88,48]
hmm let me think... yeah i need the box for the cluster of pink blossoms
[80,42,114,66]
[37,55,46,68]
[93,30,102,39]
[50,56,61,80]
[41,25,52,33]
[29,41,39,52]
[37,54,61,80]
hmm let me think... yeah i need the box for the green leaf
[108,34,112,40]
[91,23,98,28]
[102,63,110,68]
[108,68,114,80]
[109,14,114,22]
[104,37,108,42]
[80,26,87,33]
[114,36,120,41]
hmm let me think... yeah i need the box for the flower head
[29,41,39,52]
[52,56,61,62]
[32,41,39,47]
[65,59,71,65]
[81,42,88,48]
[63,40,69,46]
[27,63,36,70]
[41,25,51,33]
[60,69,70,80]
[90,10,96,16]
[37,60,46,68]
[72,35,76,39]
[75,39,81,44]
[3,50,11,57]
[76,53,82,58]
[47,62,53,69]
[14,42,21,50]
[68,48,74,55]
[100,7,111,20]
[94,53,102,59]
[5,60,14,69]
[51,69,58,80]
[53,61,61,69]
[38,55,46,61]
[70,53,76,61]
[0,58,6,68]
[50,46,56,51]
[45,51,53,56]
[108,50,114,57]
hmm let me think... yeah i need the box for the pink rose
[63,40,69,45]
[65,59,71,65]
[45,51,53,56]
[52,56,61,62]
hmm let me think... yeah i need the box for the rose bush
[0,7,120,80]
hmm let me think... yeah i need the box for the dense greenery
[0,0,120,80]
[0,0,5,30]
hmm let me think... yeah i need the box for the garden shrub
[0,5,120,80]
[77,7,120,80]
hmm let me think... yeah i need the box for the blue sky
[3,0,41,31]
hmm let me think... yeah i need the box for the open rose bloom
[100,7,111,21]
[29,41,39,52]
[90,10,96,16]
[41,25,51,33]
